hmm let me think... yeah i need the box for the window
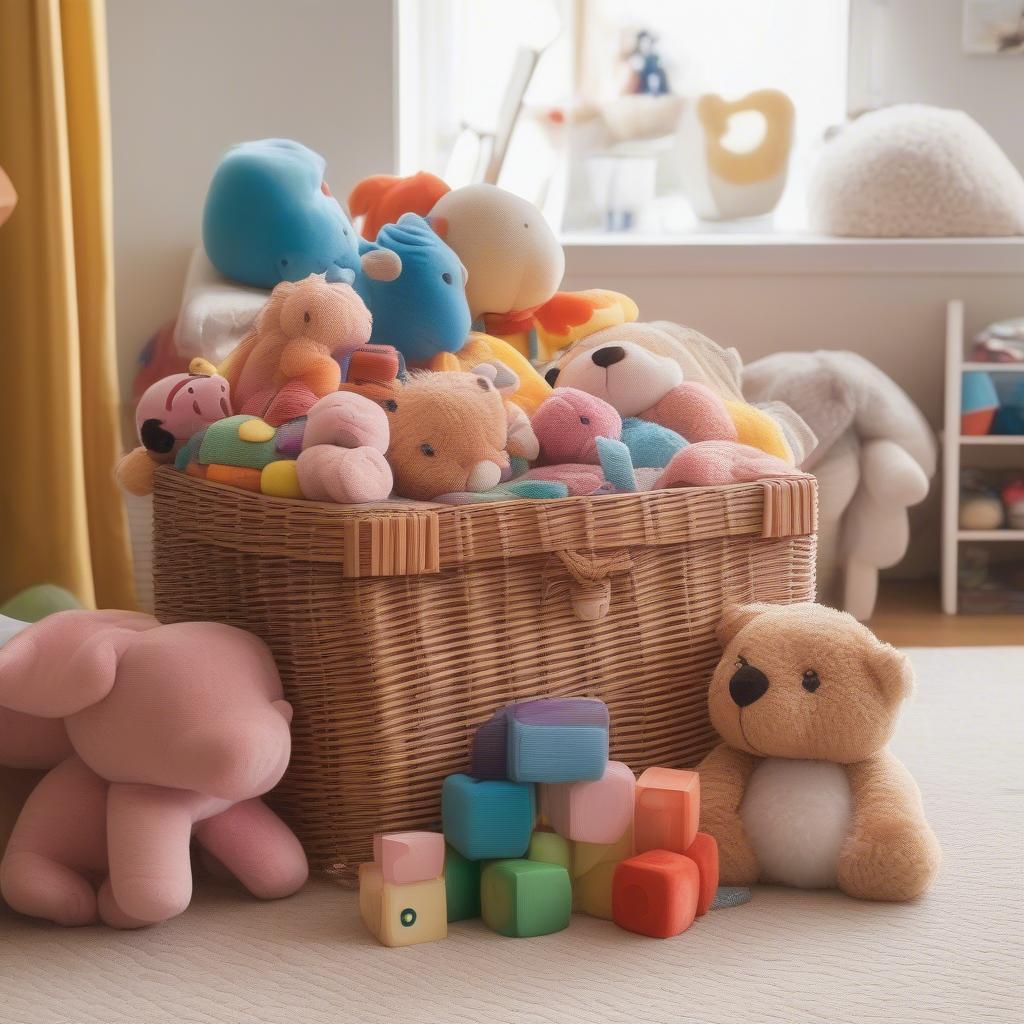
[399,0,850,234]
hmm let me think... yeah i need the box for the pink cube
[634,767,700,855]
[541,761,635,844]
[373,831,445,884]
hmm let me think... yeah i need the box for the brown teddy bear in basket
[697,602,940,902]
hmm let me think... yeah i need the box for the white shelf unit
[941,300,1024,615]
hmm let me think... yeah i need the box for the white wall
[107,0,397,400]
[848,0,1024,171]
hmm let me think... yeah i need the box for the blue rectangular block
[441,774,535,861]
[507,699,609,783]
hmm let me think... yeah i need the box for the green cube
[444,843,481,922]
[527,830,571,871]
[481,859,572,938]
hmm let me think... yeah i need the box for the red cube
[683,831,719,917]
[612,850,699,938]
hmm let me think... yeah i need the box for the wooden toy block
[359,862,448,947]
[572,861,618,920]
[441,773,535,861]
[542,760,635,843]
[612,850,700,938]
[527,829,572,871]
[480,859,572,938]
[634,767,700,855]
[506,698,609,783]
[444,843,481,922]
[572,825,634,879]
[373,831,445,884]
[684,831,719,918]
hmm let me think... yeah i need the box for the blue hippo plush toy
[356,213,470,362]
[201,139,471,363]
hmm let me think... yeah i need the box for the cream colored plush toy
[697,602,940,902]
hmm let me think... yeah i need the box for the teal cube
[442,774,535,861]
[481,859,572,937]
[444,844,481,922]
[527,830,571,871]
[506,701,608,783]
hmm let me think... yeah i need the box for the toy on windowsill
[696,602,940,902]
[176,391,393,504]
[1003,479,1024,529]
[115,370,232,497]
[0,610,308,927]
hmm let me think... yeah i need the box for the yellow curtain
[0,0,134,610]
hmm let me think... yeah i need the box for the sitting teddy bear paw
[837,816,941,902]
[707,819,761,886]
[296,445,393,504]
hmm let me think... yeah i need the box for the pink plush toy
[0,610,307,928]
[655,441,803,488]
[530,387,622,465]
[295,391,393,503]
[116,371,233,497]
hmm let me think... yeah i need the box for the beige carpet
[1,647,1020,1024]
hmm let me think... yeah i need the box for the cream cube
[359,863,448,947]
[542,760,635,844]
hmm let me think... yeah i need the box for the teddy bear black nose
[591,346,625,368]
[729,665,769,707]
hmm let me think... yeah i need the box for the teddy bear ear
[716,603,770,646]
[870,642,914,703]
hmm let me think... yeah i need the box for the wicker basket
[152,470,816,877]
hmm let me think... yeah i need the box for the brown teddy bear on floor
[697,602,940,901]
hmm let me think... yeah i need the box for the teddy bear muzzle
[729,663,770,707]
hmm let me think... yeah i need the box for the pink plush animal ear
[0,610,157,718]
[716,603,773,646]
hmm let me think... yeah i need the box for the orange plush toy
[348,172,450,242]
[209,273,373,426]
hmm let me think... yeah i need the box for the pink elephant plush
[0,610,308,928]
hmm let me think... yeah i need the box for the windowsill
[559,233,1024,276]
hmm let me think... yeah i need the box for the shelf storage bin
[152,469,817,876]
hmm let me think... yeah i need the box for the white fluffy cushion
[808,104,1024,237]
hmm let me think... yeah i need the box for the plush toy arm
[279,338,342,388]
[106,783,198,923]
[695,742,761,885]
[644,382,737,443]
[193,798,308,900]
[838,750,941,901]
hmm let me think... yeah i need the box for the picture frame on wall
[962,0,1024,54]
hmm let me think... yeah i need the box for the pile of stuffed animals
[118,137,813,506]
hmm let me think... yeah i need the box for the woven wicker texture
[152,470,816,877]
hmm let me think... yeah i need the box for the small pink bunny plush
[0,610,307,928]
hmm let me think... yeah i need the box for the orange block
[612,850,699,938]
[684,831,719,917]
[634,767,700,855]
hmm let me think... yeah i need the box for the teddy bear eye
[384,399,398,412]
[442,272,453,284]
[802,670,821,693]
[304,311,311,324]
[420,443,436,457]
[580,416,590,425]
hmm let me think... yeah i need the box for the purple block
[470,699,609,781]
[471,711,509,780]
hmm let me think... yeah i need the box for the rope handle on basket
[545,548,635,622]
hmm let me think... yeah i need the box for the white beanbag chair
[809,104,1024,237]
